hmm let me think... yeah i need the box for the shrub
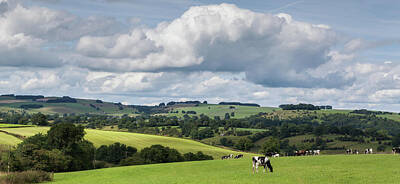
[120,154,146,166]
[0,170,53,184]
[377,145,386,152]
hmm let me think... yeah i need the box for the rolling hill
[0,127,245,158]
[0,95,139,115]
[51,154,400,184]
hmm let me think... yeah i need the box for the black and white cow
[365,148,373,154]
[252,155,273,174]
[234,154,244,159]
[221,155,230,160]
[393,147,400,154]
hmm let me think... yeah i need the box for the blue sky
[1,0,399,111]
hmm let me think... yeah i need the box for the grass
[0,132,22,145]
[51,154,400,184]
[0,124,32,128]
[0,127,245,158]
[165,104,277,119]
[0,98,138,115]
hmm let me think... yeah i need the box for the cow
[221,155,230,160]
[234,154,244,159]
[393,147,400,154]
[272,153,280,158]
[313,150,320,155]
[295,150,306,156]
[346,149,352,154]
[352,149,359,154]
[252,155,273,174]
[365,148,373,154]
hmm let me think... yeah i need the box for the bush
[120,154,146,166]
[0,170,53,184]
[377,145,386,152]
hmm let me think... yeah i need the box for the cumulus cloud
[76,3,345,88]
[0,1,123,67]
[1,1,400,111]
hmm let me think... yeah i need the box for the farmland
[0,132,22,145]
[0,127,244,158]
[51,154,400,184]
[0,96,138,115]
[164,104,277,119]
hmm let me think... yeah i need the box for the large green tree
[261,137,280,154]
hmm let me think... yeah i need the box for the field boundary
[0,130,25,140]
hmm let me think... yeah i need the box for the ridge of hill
[0,126,246,158]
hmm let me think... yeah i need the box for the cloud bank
[0,1,399,111]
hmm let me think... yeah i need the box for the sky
[0,0,400,111]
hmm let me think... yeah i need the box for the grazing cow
[313,150,320,155]
[346,149,352,154]
[365,148,373,154]
[221,155,230,160]
[229,154,234,159]
[252,155,273,174]
[234,154,244,159]
[272,153,280,158]
[392,147,400,154]
[295,150,306,156]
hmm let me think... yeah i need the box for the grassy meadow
[51,154,400,184]
[0,124,32,128]
[0,127,244,158]
[0,132,22,145]
[164,104,277,119]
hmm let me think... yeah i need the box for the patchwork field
[164,104,277,119]
[0,97,138,115]
[51,154,400,184]
[0,127,244,158]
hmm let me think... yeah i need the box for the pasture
[51,154,400,184]
[0,124,32,128]
[0,127,244,158]
[0,132,22,145]
[166,104,277,119]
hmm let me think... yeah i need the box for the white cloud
[75,3,343,88]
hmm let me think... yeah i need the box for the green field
[0,127,244,158]
[0,97,137,115]
[0,132,22,145]
[165,104,277,119]
[0,124,32,128]
[51,154,400,184]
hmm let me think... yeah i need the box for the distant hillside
[0,126,245,158]
[0,94,166,115]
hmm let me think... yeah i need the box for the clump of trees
[96,143,137,164]
[10,123,94,172]
[0,123,213,174]
[279,103,321,110]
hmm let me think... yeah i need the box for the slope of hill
[0,96,139,115]
[163,104,277,119]
[51,155,399,184]
[0,132,21,145]
[0,127,244,158]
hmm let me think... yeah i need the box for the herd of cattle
[346,147,400,154]
[221,154,243,160]
[346,148,373,154]
[221,147,400,174]
[294,150,320,156]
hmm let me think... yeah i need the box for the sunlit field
[52,154,400,184]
